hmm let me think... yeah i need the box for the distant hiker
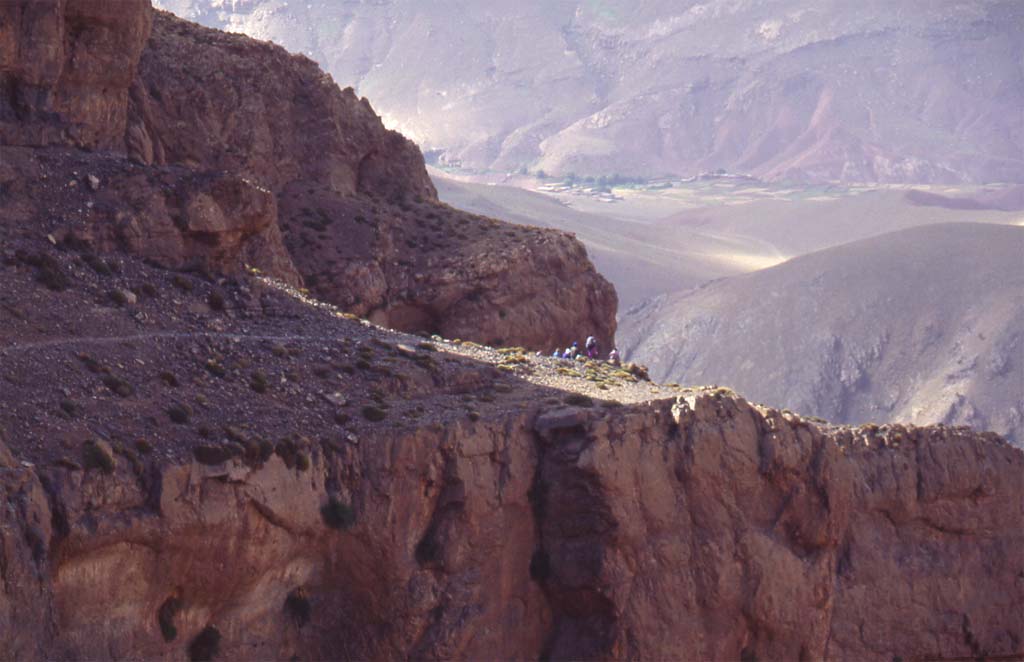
[571,341,581,359]
[552,349,562,358]
[608,348,620,365]
[585,335,598,358]
[563,347,573,359]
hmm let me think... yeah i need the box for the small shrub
[34,255,70,291]
[295,451,311,472]
[135,439,154,454]
[361,406,386,422]
[564,393,594,408]
[115,445,144,474]
[205,359,227,378]
[102,375,134,398]
[83,439,116,474]
[207,291,226,312]
[82,253,112,276]
[274,438,301,468]
[59,399,78,417]
[188,625,221,662]
[171,275,193,292]
[193,444,239,465]
[78,353,106,374]
[321,496,356,530]
[108,289,129,307]
[250,371,268,394]
[159,371,179,387]
[167,403,192,424]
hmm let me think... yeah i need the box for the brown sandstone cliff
[0,232,1021,660]
[0,1,617,350]
[1,363,1021,659]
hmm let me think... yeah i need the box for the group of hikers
[548,335,620,365]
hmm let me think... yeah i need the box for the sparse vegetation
[193,444,239,465]
[171,274,193,292]
[205,359,227,378]
[250,371,269,394]
[207,291,226,312]
[167,403,192,424]
[362,405,387,422]
[564,393,594,408]
[102,375,134,398]
[82,439,116,474]
[78,353,106,374]
[29,253,70,291]
[108,289,130,306]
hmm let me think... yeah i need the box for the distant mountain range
[156,0,1024,184]
[619,223,1024,445]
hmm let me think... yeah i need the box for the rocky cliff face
[0,0,152,150]
[2,2,1021,660]
[1,336,1021,661]
[0,2,617,351]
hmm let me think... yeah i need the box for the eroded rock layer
[1,386,1021,661]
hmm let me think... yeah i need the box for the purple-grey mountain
[157,0,1024,184]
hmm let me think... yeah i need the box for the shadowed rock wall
[1,392,1020,660]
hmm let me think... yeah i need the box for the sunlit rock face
[154,0,1024,184]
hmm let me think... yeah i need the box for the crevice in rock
[158,594,183,642]
[531,413,618,660]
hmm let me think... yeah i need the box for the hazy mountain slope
[433,175,783,308]
[619,223,1024,445]
[155,0,1024,184]
[658,187,1024,256]
[435,176,1022,308]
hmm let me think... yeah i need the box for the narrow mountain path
[0,331,357,355]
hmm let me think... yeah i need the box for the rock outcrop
[0,0,153,150]
[0,2,617,350]
[0,382,1020,660]
[0,228,1020,660]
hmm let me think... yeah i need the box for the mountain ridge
[620,222,1024,445]
[156,0,1024,184]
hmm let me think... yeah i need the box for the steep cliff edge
[0,242,1022,660]
[1,2,1020,659]
[0,2,617,350]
